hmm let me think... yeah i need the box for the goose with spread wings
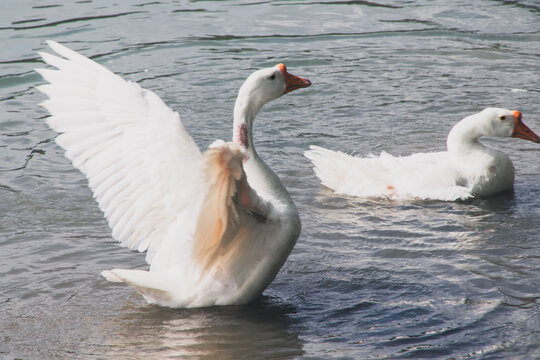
[36,41,311,308]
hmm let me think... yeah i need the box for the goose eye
[499,115,506,121]
[269,74,276,80]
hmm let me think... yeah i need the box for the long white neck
[446,114,486,155]
[231,91,291,202]
[232,93,262,155]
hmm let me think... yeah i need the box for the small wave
[0,11,144,31]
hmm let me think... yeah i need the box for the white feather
[36,40,202,257]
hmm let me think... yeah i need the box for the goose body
[305,108,539,201]
[36,41,311,308]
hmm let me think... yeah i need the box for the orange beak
[278,63,311,94]
[511,111,540,143]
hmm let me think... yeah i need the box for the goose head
[234,64,311,149]
[236,64,311,112]
[477,108,540,142]
[448,108,540,152]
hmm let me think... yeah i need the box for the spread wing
[35,40,203,261]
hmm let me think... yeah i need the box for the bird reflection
[100,297,304,359]
[308,186,520,248]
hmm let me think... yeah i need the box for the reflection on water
[102,299,303,360]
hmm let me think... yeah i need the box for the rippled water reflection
[1,0,539,359]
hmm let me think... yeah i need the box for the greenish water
[1,0,539,359]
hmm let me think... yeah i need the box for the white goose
[35,41,311,308]
[305,108,539,201]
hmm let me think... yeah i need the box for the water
[1,0,539,358]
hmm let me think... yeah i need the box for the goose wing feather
[35,40,202,262]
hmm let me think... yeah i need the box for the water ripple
[0,11,145,31]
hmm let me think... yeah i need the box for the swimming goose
[36,40,311,308]
[305,108,539,201]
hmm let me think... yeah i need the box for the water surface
[1,0,539,359]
